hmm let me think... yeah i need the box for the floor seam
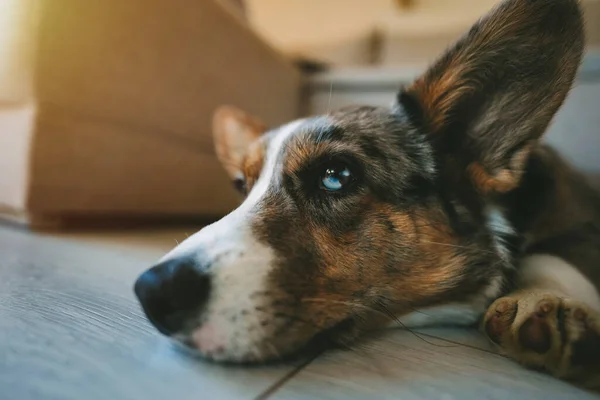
[253,351,323,400]
[253,330,507,399]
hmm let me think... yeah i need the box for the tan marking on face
[285,136,361,176]
[301,203,466,327]
[389,208,467,298]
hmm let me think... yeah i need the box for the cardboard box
[0,0,301,228]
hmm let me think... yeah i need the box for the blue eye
[320,166,353,191]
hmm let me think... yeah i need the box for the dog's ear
[212,106,267,182]
[400,0,584,194]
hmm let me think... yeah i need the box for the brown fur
[218,0,596,365]
[240,0,598,382]
[136,0,600,385]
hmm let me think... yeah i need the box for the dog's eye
[320,165,353,192]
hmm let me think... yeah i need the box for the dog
[134,0,600,388]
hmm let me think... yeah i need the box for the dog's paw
[483,291,600,386]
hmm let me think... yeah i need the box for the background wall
[245,0,497,65]
[246,0,600,67]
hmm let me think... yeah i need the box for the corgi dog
[135,0,600,388]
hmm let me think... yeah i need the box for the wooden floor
[1,225,598,400]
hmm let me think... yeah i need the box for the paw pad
[518,313,552,354]
[536,300,554,316]
[572,307,587,321]
[495,301,512,314]
[485,293,600,381]
[484,299,518,344]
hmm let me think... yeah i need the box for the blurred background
[0,0,599,230]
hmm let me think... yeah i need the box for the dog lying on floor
[134,0,600,388]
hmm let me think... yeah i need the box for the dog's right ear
[212,106,267,183]
[400,0,584,195]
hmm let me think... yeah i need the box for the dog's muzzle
[132,201,280,361]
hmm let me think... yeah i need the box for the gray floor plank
[3,226,598,400]
[271,329,600,400]
[0,228,297,400]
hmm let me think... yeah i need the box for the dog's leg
[482,254,600,388]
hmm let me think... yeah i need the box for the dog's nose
[134,258,210,335]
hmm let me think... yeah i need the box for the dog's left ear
[212,106,267,182]
[400,0,584,194]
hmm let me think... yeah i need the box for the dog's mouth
[172,317,358,365]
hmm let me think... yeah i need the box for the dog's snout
[134,258,210,335]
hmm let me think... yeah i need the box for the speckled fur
[138,0,600,386]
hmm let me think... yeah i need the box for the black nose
[134,258,210,335]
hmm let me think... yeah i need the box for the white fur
[159,119,305,359]
[469,208,514,312]
[479,273,505,302]
[518,254,600,311]
[485,206,515,265]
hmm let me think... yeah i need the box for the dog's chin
[169,318,358,365]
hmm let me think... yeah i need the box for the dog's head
[134,0,584,363]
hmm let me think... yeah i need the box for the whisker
[266,342,281,360]
[375,296,440,320]
[419,239,497,255]
[267,309,323,330]
[374,301,457,348]
[269,304,380,364]
[333,338,382,370]
[327,80,334,113]
[302,298,382,315]
[302,298,457,348]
